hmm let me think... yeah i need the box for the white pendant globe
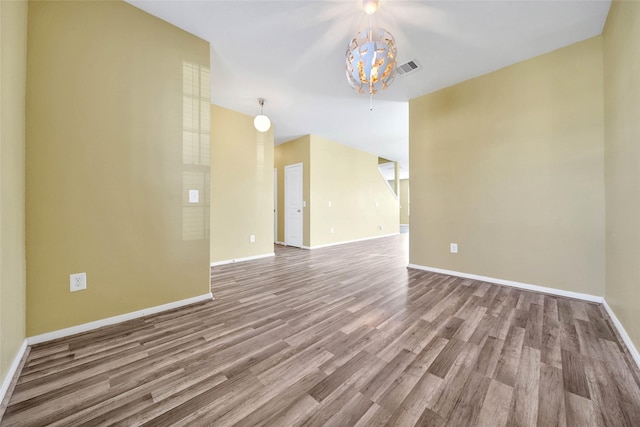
[254,114,271,132]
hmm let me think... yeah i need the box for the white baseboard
[407,264,603,303]
[602,299,640,370]
[27,293,213,345]
[210,253,274,267]
[0,339,28,410]
[407,263,640,370]
[303,233,400,250]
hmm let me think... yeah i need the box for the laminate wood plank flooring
[3,234,640,426]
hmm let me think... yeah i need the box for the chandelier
[345,0,397,100]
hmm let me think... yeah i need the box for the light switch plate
[450,243,458,253]
[189,190,199,204]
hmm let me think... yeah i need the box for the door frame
[273,168,277,243]
[284,162,303,247]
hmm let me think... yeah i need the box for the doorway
[284,163,303,247]
[273,168,277,243]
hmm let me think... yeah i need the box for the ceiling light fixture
[362,0,379,15]
[346,0,397,110]
[253,98,271,132]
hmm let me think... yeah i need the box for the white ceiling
[127,0,611,178]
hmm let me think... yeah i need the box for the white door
[273,168,278,243]
[285,163,303,247]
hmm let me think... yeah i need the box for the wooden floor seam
[2,234,640,426]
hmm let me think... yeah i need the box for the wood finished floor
[3,234,640,426]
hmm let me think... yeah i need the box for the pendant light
[345,0,397,108]
[254,98,271,132]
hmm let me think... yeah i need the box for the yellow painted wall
[399,179,410,225]
[603,0,640,351]
[409,37,605,296]
[210,105,274,263]
[0,0,27,383]
[309,135,399,247]
[26,1,211,335]
[275,135,398,248]
[274,136,311,247]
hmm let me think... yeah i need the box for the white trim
[274,168,278,244]
[210,253,274,267]
[27,293,213,345]
[406,264,640,371]
[303,233,400,250]
[602,299,640,370]
[284,162,304,248]
[0,339,28,407]
[407,264,603,303]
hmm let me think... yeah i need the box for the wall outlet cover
[70,272,87,292]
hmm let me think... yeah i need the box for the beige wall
[409,37,605,296]
[275,135,399,248]
[26,1,211,335]
[210,105,274,263]
[308,135,399,247]
[274,136,311,247]
[0,0,27,383]
[603,0,640,351]
[400,179,410,225]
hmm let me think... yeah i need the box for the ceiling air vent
[396,60,420,77]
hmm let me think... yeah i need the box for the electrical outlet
[450,243,458,253]
[379,224,384,230]
[70,272,87,292]
[250,234,255,243]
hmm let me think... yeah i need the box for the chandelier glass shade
[345,27,397,95]
[253,98,271,132]
[253,114,270,132]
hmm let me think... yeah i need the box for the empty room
[1,0,639,425]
